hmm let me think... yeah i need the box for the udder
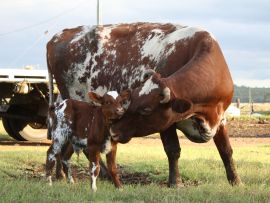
[176,117,218,143]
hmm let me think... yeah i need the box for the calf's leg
[106,141,122,188]
[61,143,75,184]
[46,145,55,185]
[46,142,63,185]
[88,145,101,192]
[83,149,109,179]
[214,124,241,185]
[160,124,181,187]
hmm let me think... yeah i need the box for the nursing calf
[46,91,129,191]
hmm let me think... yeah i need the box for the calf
[46,90,129,191]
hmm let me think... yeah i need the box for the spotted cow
[47,22,241,187]
[46,91,129,191]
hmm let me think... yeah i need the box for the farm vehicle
[0,68,56,141]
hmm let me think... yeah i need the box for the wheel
[2,105,47,142]
[2,116,25,141]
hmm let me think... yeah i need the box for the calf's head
[88,90,130,121]
[110,73,193,143]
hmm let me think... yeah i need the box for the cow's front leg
[88,146,101,192]
[106,141,122,188]
[214,123,241,185]
[160,124,181,187]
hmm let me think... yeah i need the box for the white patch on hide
[95,86,108,96]
[72,138,87,153]
[70,26,93,44]
[102,138,112,154]
[139,77,159,96]
[141,26,204,62]
[49,100,72,160]
[91,162,98,192]
[107,91,119,99]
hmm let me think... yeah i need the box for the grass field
[1,122,270,202]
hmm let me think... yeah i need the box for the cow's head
[110,73,193,143]
[88,90,130,121]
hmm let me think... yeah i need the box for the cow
[46,22,241,187]
[46,90,130,191]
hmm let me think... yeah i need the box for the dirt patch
[17,163,201,187]
[227,119,270,138]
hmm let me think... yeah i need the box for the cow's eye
[139,107,152,115]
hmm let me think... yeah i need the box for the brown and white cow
[47,22,241,187]
[46,90,129,191]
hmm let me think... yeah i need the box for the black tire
[2,105,47,142]
[2,116,25,141]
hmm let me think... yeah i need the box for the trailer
[0,68,53,141]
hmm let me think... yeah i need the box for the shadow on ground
[5,163,202,187]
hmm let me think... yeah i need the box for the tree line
[233,85,270,103]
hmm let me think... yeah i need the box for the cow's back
[47,22,230,102]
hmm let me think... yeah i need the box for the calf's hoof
[56,170,66,180]
[68,177,75,184]
[46,176,53,186]
[91,186,97,192]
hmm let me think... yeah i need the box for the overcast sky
[0,0,269,87]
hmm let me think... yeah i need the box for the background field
[1,119,270,202]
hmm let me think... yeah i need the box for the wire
[7,0,91,66]
[0,0,88,37]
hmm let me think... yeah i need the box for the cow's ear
[88,92,103,105]
[171,99,192,114]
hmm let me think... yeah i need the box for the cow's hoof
[116,185,123,191]
[230,177,242,186]
[168,179,185,188]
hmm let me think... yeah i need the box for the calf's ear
[119,90,131,110]
[88,92,103,105]
[120,90,131,101]
[171,99,192,114]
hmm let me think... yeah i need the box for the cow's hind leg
[214,123,241,185]
[160,124,181,187]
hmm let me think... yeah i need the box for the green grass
[1,125,270,202]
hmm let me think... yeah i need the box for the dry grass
[231,103,270,115]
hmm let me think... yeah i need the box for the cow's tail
[48,67,54,107]
[47,55,54,140]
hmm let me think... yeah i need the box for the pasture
[0,121,270,202]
